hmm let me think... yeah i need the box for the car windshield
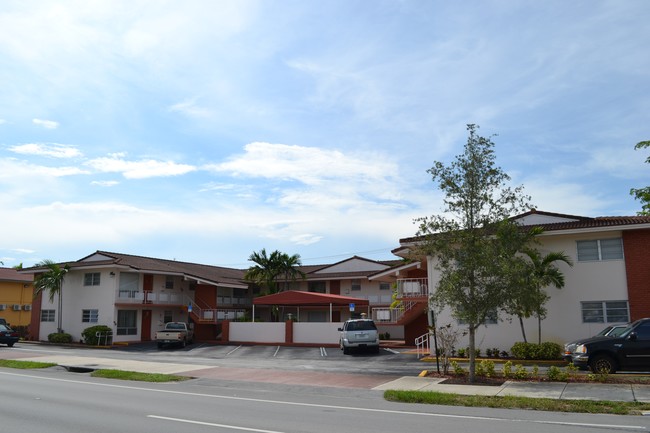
[0,324,9,331]
[607,326,628,337]
[347,321,377,331]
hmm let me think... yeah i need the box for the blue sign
[349,303,355,312]
[188,303,193,313]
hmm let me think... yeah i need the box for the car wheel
[589,354,617,374]
[181,338,186,348]
[157,343,164,349]
[7,342,14,347]
[372,346,380,354]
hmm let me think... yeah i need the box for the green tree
[416,124,531,382]
[630,140,650,215]
[523,249,573,344]
[276,252,306,292]
[33,259,70,333]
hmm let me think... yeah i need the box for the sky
[0,0,648,269]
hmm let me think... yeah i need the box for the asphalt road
[2,366,648,433]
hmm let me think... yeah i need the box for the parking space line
[319,347,327,357]
[226,345,242,356]
[384,348,400,354]
[273,346,280,357]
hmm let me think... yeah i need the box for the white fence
[293,323,343,345]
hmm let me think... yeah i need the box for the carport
[252,290,370,322]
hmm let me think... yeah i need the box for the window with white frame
[82,309,99,323]
[164,310,173,323]
[581,301,629,323]
[165,276,174,289]
[116,310,137,335]
[577,238,623,261]
[379,283,391,291]
[351,279,361,291]
[84,272,101,286]
[41,309,55,322]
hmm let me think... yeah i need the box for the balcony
[116,290,184,305]
[396,278,428,299]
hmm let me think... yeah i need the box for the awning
[253,290,369,306]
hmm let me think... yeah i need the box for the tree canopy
[630,140,650,215]
[244,248,306,294]
[33,259,70,334]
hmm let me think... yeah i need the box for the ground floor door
[141,309,152,341]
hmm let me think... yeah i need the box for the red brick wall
[623,229,650,320]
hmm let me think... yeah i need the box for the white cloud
[91,180,120,187]
[0,119,6,125]
[32,118,59,129]
[9,143,82,158]
[85,155,196,179]
[169,98,214,118]
[207,142,398,186]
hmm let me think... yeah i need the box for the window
[379,283,391,291]
[577,238,623,261]
[351,280,361,291]
[116,310,137,335]
[41,309,55,322]
[164,310,173,323]
[308,281,326,293]
[581,301,629,323]
[119,272,139,298]
[165,276,174,289]
[82,309,99,323]
[84,272,101,286]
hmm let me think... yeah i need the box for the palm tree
[244,248,283,294]
[33,259,71,334]
[523,249,573,344]
[277,252,306,292]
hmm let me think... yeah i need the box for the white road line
[148,415,285,433]
[273,346,280,357]
[320,347,327,357]
[1,371,646,431]
[383,348,400,354]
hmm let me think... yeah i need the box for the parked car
[0,324,19,347]
[571,318,650,373]
[338,318,380,354]
[563,324,628,362]
[155,322,194,349]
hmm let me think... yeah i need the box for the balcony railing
[372,301,417,323]
[396,278,428,298]
[116,291,183,304]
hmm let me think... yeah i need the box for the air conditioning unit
[23,305,32,311]
[0,304,6,311]
[12,304,21,311]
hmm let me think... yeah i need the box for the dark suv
[572,318,650,373]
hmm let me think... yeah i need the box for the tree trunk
[468,327,476,383]
[518,316,527,343]
[538,314,542,344]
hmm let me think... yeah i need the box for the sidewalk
[6,350,650,403]
[373,376,650,403]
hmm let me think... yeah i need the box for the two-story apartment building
[391,210,650,352]
[0,267,34,328]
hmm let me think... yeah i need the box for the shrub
[48,333,72,344]
[82,325,113,345]
[547,365,569,382]
[451,360,466,376]
[513,364,529,379]
[479,359,496,378]
[502,360,513,378]
[457,348,466,358]
[511,341,562,360]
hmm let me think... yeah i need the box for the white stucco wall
[426,231,630,353]
[229,322,285,343]
[293,322,343,344]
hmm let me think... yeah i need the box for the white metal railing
[396,278,428,298]
[371,301,417,323]
[116,291,182,304]
[415,332,430,358]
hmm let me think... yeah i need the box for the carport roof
[253,290,369,306]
